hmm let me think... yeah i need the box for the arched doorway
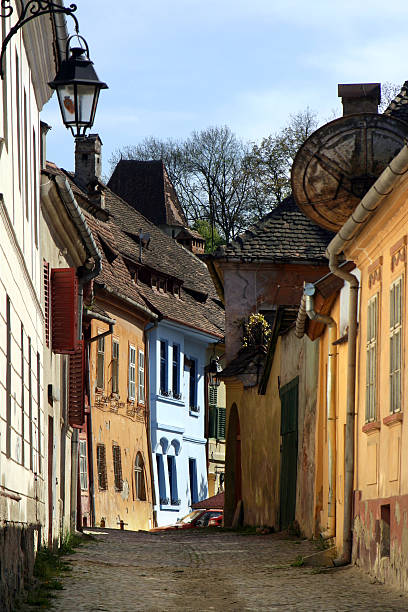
[224,403,242,526]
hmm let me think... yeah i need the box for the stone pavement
[49,528,408,611]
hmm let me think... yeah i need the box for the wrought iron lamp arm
[0,0,79,79]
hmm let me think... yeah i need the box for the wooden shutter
[51,268,78,354]
[217,407,226,440]
[68,340,85,428]
[43,260,50,347]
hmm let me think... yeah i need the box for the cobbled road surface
[49,527,408,611]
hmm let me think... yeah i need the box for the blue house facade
[149,320,218,526]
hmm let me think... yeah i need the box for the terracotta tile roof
[215,196,334,263]
[192,491,224,510]
[107,160,187,227]
[384,81,408,124]
[49,162,224,339]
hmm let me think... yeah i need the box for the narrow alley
[48,529,408,611]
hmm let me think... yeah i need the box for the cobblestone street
[47,528,408,611]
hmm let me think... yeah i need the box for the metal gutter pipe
[145,321,159,528]
[304,284,337,539]
[325,142,408,565]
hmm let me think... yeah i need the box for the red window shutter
[43,260,50,347]
[68,340,85,428]
[51,268,78,354]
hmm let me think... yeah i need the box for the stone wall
[0,523,40,611]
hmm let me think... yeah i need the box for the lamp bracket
[0,1,79,79]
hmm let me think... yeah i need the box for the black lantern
[49,37,108,138]
[208,358,221,388]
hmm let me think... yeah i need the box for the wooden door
[279,377,298,530]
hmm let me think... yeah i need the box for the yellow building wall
[313,295,349,551]
[225,339,282,528]
[346,171,408,589]
[89,301,154,531]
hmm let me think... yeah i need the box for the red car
[151,509,223,532]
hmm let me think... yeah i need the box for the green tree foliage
[244,108,318,210]
[191,219,225,254]
[109,111,319,243]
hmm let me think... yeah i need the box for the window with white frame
[96,335,105,389]
[79,440,88,490]
[172,344,180,397]
[390,277,403,413]
[160,340,168,394]
[129,345,136,401]
[112,339,119,394]
[138,350,145,404]
[365,294,378,423]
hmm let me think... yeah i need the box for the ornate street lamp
[0,2,107,138]
[49,37,108,138]
[208,357,221,388]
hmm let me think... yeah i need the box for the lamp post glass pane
[77,84,98,125]
[57,84,76,124]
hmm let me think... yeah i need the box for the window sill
[362,421,381,434]
[156,394,184,406]
[383,412,403,427]
[160,504,180,511]
[189,407,200,417]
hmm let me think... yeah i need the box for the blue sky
[41,0,408,176]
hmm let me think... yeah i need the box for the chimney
[75,134,105,208]
[338,83,381,116]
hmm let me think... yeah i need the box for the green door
[279,377,299,530]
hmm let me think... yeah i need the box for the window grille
[365,294,378,422]
[138,350,145,404]
[97,335,105,389]
[134,452,146,501]
[390,277,403,413]
[128,345,136,400]
[79,440,88,490]
[112,339,119,394]
[112,444,123,491]
[96,444,107,490]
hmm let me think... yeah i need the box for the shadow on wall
[199,475,208,501]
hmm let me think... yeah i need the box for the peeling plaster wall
[280,329,319,538]
[353,493,408,590]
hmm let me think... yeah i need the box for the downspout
[303,285,337,539]
[325,141,408,565]
[145,321,159,528]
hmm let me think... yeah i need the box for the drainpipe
[303,284,337,539]
[325,141,408,564]
[145,321,159,528]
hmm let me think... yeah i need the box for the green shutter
[217,407,226,440]
[209,406,217,438]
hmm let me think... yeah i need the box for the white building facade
[0,4,68,609]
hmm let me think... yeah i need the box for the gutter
[325,141,408,565]
[303,283,337,539]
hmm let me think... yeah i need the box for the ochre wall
[312,295,349,550]
[89,301,153,531]
[347,171,408,588]
[224,339,282,528]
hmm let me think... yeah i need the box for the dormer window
[159,279,166,293]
